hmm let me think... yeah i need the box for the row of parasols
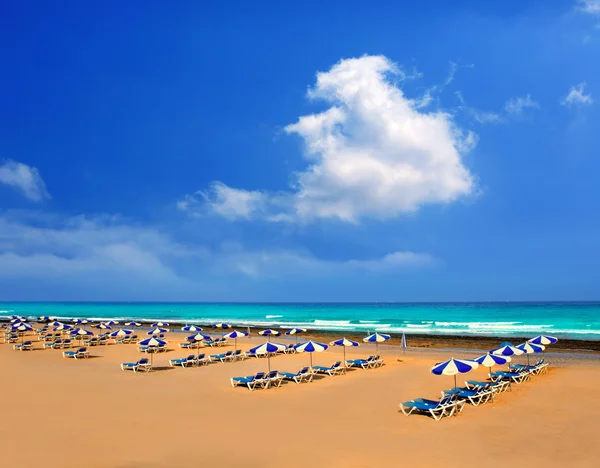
[431,335,559,388]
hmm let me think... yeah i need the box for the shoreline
[5,317,600,353]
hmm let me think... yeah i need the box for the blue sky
[1,0,599,301]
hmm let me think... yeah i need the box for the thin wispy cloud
[0,160,50,202]
[577,0,600,15]
[179,55,477,223]
[561,82,593,107]
[504,95,540,116]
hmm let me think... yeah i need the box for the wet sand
[2,330,599,467]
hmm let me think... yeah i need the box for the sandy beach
[2,328,600,468]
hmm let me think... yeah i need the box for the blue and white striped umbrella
[138,337,167,366]
[38,316,51,323]
[53,324,73,332]
[181,325,203,332]
[223,330,248,355]
[105,320,119,326]
[70,328,93,336]
[517,342,545,365]
[51,321,64,327]
[110,329,133,338]
[330,338,359,366]
[258,329,280,341]
[491,342,524,357]
[151,321,169,327]
[10,317,27,323]
[249,342,286,372]
[70,328,93,344]
[295,340,328,368]
[285,327,306,342]
[474,353,509,376]
[431,358,479,389]
[363,332,390,353]
[147,327,167,336]
[125,321,142,327]
[188,332,211,342]
[212,322,231,329]
[95,323,112,330]
[11,323,33,332]
[224,330,248,339]
[72,318,90,325]
[139,337,167,347]
[528,335,558,346]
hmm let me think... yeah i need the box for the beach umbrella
[363,332,390,354]
[10,317,27,323]
[212,322,231,338]
[38,316,51,323]
[72,318,90,325]
[147,327,167,336]
[491,342,524,368]
[473,353,510,377]
[11,322,33,344]
[295,340,328,369]
[53,323,73,333]
[285,328,307,343]
[138,337,167,367]
[401,333,407,354]
[187,332,211,351]
[51,321,64,327]
[95,323,112,331]
[516,342,545,366]
[528,335,558,346]
[151,321,169,327]
[110,329,133,338]
[181,325,203,332]
[258,329,281,341]
[224,330,248,356]
[431,358,479,390]
[329,338,358,367]
[70,328,93,345]
[249,342,286,372]
[125,321,142,327]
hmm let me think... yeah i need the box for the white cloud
[561,82,593,107]
[177,182,270,220]
[504,95,540,115]
[180,55,476,223]
[0,211,438,299]
[215,248,438,279]
[577,0,600,14]
[0,160,50,202]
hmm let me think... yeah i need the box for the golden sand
[1,331,599,467]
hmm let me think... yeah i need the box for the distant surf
[2,302,600,340]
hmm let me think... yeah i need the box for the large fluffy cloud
[179,55,476,223]
[0,160,50,202]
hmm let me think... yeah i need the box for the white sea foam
[265,315,283,319]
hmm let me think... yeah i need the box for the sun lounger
[346,355,383,369]
[280,367,314,384]
[313,361,346,376]
[196,353,210,365]
[443,386,493,406]
[231,372,266,391]
[465,379,511,394]
[264,370,284,388]
[179,341,194,349]
[44,339,63,349]
[121,357,151,372]
[400,394,461,421]
[169,354,197,367]
[13,341,33,351]
[4,335,19,343]
[210,350,233,362]
[63,347,89,359]
[490,370,530,384]
[283,344,296,354]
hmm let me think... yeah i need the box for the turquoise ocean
[1,302,600,340]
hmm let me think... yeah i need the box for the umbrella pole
[268,355,271,373]
[454,374,457,390]
[310,353,313,369]
[527,353,530,366]
[234,338,237,361]
[343,347,346,368]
